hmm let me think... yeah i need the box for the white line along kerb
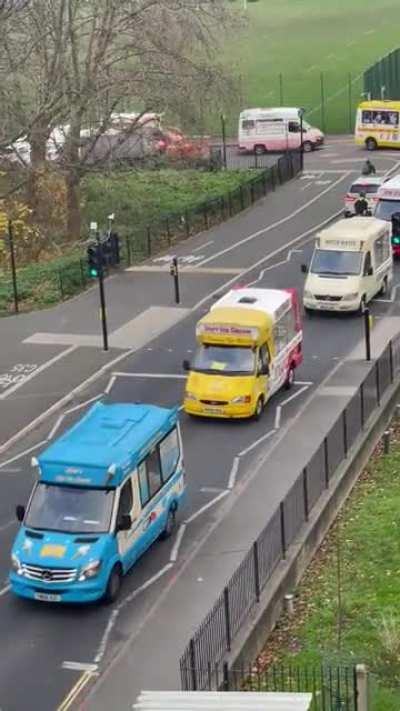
[0,346,77,401]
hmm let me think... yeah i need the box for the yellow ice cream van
[183,287,303,420]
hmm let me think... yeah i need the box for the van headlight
[11,553,21,573]
[79,559,102,581]
[342,293,359,301]
[303,290,313,299]
[231,395,251,404]
[185,392,197,401]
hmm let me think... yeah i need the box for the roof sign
[197,323,259,339]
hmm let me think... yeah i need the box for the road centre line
[0,346,77,401]
[0,347,138,455]
[62,662,98,673]
[0,439,48,470]
[280,384,310,407]
[93,563,173,666]
[104,375,116,394]
[184,490,230,525]
[0,584,10,597]
[227,456,240,490]
[170,523,187,562]
[194,172,351,268]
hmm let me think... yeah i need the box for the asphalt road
[0,138,400,711]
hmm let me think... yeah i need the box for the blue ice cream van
[10,401,185,604]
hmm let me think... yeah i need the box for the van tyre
[160,507,176,540]
[104,564,122,605]
[253,396,264,421]
[380,276,390,297]
[303,141,313,153]
[284,366,295,390]
[358,295,367,315]
[366,137,377,151]
[254,145,266,155]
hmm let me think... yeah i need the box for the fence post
[239,185,245,211]
[185,210,190,239]
[389,341,394,383]
[320,72,326,133]
[279,501,286,559]
[146,226,152,257]
[302,467,309,521]
[224,586,231,652]
[271,166,276,191]
[223,662,230,691]
[360,382,365,429]
[189,638,197,691]
[203,204,209,230]
[220,196,225,221]
[253,541,260,602]
[348,73,353,133]
[166,217,171,246]
[355,664,368,711]
[324,436,329,488]
[343,409,348,458]
[58,269,64,300]
[125,237,132,266]
[228,192,233,217]
[375,361,381,406]
[254,151,258,170]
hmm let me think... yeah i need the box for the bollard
[355,664,368,711]
[383,430,390,455]
[284,593,295,618]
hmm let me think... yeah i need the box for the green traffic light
[393,237,400,245]
[89,267,98,278]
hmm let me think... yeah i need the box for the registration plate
[34,592,61,602]
[204,407,224,415]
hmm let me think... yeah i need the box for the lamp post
[298,107,305,171]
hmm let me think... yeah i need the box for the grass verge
[256,430,400,709]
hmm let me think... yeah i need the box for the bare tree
[1,0,237,239]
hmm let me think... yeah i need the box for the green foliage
[269,445,400,708]
[82,169,256,235]
[221,0,400,134]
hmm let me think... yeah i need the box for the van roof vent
[238,296,257,304]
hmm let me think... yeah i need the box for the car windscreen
[25,483,115,534]
[192,344,255,375]
[375,199,400,221]
[311,249,362,276]
[350,183,379,194]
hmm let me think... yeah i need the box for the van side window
[258,344,270,371]
[118,479,133,518]
[138,462,150,506]
[374,233,390,266]
[363,252,372,276]
[288,121,300,133]
[147,448,162,498]
[159,428,180,483]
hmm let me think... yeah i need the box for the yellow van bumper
[183,398,255,419]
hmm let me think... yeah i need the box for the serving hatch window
[311,249,363,276]
[192,344,255,375]
[25,483,115,534]
[361,110,399,126]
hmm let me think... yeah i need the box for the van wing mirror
[182,359,190,371]
[15,505,25,522]
[259,363,269,376]
[117,513,131,532]
[367,266,373,276]
[301,264,308,274]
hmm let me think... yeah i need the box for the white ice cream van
[302,217,392,313]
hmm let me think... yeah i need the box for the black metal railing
[181,661,358,710]
[180,338,399,693]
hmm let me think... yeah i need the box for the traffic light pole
[96,234,109,351]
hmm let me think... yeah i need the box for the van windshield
[25,483,115,534]
[375,199,400,221]
[192,345,255,375]
[311,249,362,276]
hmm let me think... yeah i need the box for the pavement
[0,137,400,711]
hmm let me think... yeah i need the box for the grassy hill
[222,0,400,134]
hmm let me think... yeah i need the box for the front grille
[200,399,228,406]
[21,563,77,583]
[314,295,342,302]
